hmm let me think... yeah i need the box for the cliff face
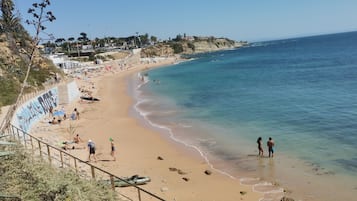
[141,37,247,57]
[191,38,245,53]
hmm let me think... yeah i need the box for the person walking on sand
[109,138,116,161]
[87,140,97,162]
[257,137,264,157]
[267,137,275,158]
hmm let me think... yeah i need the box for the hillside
[0,27,61,108]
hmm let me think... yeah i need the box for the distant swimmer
[257,137,264,157]
[267,137,275,158]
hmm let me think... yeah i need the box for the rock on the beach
[280,197,295,201]
[204,170,212,175]
[157,156,164,160]
[239,191,247,195]
[177,169,187,175]
[182,177,189,182]
[169,167,177,171]
[161,187,169,192]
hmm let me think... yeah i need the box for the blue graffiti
[15,88,58,132]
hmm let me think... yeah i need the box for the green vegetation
[170,43,184,54]
[0,146,119,201]
[0,0,60,107]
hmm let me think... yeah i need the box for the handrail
[0,79,166,201]
[5,124,165,201]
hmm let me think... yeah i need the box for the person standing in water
[267,137,275,158]
[257,137,264,157]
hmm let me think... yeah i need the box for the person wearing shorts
[267,137,275,158]
[88,140,97,162]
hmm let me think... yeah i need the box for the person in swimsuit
[267,137,275,158]
[257,137,264,157]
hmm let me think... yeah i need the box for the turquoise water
[132,31,357,200]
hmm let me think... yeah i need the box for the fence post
[16,127,20,141]
[74,158,78,174]
[60,151,64,167]
[91,166,95,179]
[38,141,42,158]
[30,137,34,155]
[137,188,142,201]
[23,131,27,149]
[110,175,115,190]
[47,144,52,164]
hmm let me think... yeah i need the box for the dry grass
[0,145,120,201]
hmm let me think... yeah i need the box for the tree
[140,33,149,46]
[150,35,157,44]
[77,32,88,44]
[1,0,21,32]
[174,34,183,42]
[0,0,56,132]
[54,37,65,46]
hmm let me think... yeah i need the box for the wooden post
[110,175,115,190]
[30,137,34,154]
[16,127,20,141]
[74,158,78,174]
[23,131,27,149]
[60,151,64,167]
[47,144,51,164]
[91,166,95,179]
[38,141,42,158]
[137,188,142,201]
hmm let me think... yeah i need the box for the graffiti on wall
[12,88,58,133]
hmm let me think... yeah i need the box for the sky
[14,0,357,42]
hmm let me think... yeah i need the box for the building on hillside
[47,53,81,69]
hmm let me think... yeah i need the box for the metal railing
[2,124,165,201]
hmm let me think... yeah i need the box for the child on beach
[73,134,82,143]
[267,137,275,158]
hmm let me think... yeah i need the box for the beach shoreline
[29,57,267,201]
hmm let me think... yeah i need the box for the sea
[129,31,357,201]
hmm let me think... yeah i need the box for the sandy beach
[29,58,267,201]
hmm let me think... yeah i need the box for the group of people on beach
[257,137,275,157]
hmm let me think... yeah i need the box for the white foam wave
[178,123,192,128]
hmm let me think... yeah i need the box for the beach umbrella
[53,110,65,116]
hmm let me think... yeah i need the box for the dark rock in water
[169,167,177,171]
[157,156,164,160]
[280,196,295,201]
[204,170,212,175]
[182,177,189,182]
[239,191,247,195]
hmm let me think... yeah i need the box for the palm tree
[0,0,19,32]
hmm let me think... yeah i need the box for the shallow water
[130,31,357,201]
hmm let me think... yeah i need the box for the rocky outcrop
[141,37,248,57]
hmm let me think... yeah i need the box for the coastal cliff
[141,36,247,57]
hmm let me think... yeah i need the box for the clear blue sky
[15,0,357,42]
